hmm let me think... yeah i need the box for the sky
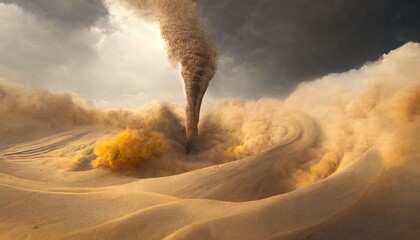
[0,0,419,109]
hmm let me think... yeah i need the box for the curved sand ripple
[1,126,418,240]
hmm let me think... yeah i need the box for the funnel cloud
[124,0,217,152]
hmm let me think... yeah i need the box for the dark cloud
[1,0,419,107]
[0,0,108,30]
[196,0,420,99]
[0,1,183,109]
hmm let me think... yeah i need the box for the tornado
[125,0,217,153]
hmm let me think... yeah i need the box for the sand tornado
[125,0,217,152]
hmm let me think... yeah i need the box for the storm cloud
[0,0,108,29]
[0,0,184,109]
[196,0,420,98]
[0,0,419,108]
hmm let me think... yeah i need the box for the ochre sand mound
[1,43,420,239]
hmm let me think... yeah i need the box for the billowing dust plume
[1,43,419,192]
[0,79,99,145]
[85,42,420,189]
[123,0,217,152]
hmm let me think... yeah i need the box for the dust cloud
[1,43,419,190]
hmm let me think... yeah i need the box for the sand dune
[1,43,419,239]
[1,126,418,240]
